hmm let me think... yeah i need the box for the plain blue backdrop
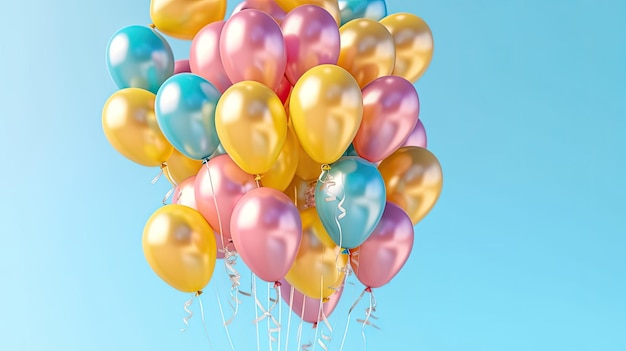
[1,0,625,350]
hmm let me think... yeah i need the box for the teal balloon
[343,143,358,157]
[106,25,174,94]
[338,0,387,25]
[315,157,386,249]
[155,73,221,160]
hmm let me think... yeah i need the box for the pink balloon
[232,0,286,23]
[349,202,414,288]
[353,76,420,163]
[276,75,292,104]
[194,155,256,245]
[189,21,233,93]
[281,5,340,85]
[401,119,428,149]
[174,59,191,74]
[172,175,226,259]
[231,187,302,282]
[220,9,287,91]
[279,279,343,324]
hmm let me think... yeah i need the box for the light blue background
[1,0,625,350]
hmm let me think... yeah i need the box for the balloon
[276,75,293,105]
[289,64,363,165]
[106,25,174,94]
[142,204,217,293]
[281,4,341,85]
[285,208,347,299]
[149,0,226,40]
[232,0,286,23]
[337,18,395,88]
[274,0,341,25]
[378,146,442,224]
[279,279,343,323]
[102,88,173,167]
[262,127,299,191]
[215,81,288,175]
[338,0,387,25]
[173,176,226,259]
[350,202,413,288]
[401,119,427,149]
[284,176,318,211]
[155,73,221,160]
[189,21,232,93]
[174,59,191,74]
[194,154,257,243]
[353,76,420,163]
[380,13,434,82]
[315,156,386,248]
[220,9,287,91]
[231,187,302,282]
[164,149,203,185]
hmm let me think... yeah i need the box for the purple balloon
[350,202,414,288]
[402,119,428,148]
[174,59,191,74]
[230,187,302,282]
[279,279,343,324]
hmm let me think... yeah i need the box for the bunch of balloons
[103,0,442,329]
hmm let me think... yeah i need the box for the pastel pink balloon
[349,202,414,288]
[172,175,226,259]
[279,279,343,324]
[353,76,420,163]
[174,59,191,74]
[194,155,256,245]
[220,9,287,91]
[232,0,286,23]
[189,21,232,93]
[401,119,428,149]
[281,4,340,85]
[231,187,302,282]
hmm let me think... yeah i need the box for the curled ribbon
[151,163,177,204]
[253,282,282,344]
[180,291,202,332]
[317,310,333,351]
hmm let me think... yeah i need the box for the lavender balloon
[402,119,428,148]
[279,279,343,324]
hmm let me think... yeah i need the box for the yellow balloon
[164,148,204,185]
[102,88,173,167]
[142,204,217,293]
[216,81,288,175]
[284,175,318,211]
[337,18,396,88]
[274,0,341,25]
[285,208,347,300]
[262,127,299,191]
[150,0,226,40]
[289,64,363,165]
[378,146,443,224]
[380,13,434,82]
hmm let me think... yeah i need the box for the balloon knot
[196,290,203,296]
[321,164,331,171]
[364,287,372,293]
[312,322,318,329]
[148,23,156,29]
[273,281,282,288]
[254,174,262,181]
[341,248,350,255]
[202,157,210,164]
[160,162,168,169]
[322,297,330,303]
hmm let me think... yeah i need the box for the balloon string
[317,310,333,351]
[253,276,261,351]
[339,287,369,351]
[180,293,195,332]
[151,163,176,204]
[253,281,281,347]
[284,284,295,351]
[215,288,236,351]
[203,159,243,324]
[277,284,283,351]
[355,289,381,350]
[296,295,306,350]
[198,293,215,351]
[318,169,350,280]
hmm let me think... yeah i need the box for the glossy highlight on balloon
[106,25,174,94]
[378,146,443,224]
[150,0,227,40]
[102,88,173,167]
[189,21,232,93]
[142,204,217,293]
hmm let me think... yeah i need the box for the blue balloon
[338,0,387,25]
[315,157,386,249]
[155,73,221,160]
[106,25,174,94]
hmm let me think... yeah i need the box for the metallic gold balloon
[142,204,217,293]
[285,208,347,299]
[274,0,341,25]
[284,176,318,211]
[289,64,363,165]
[164,149,203,185]
[378,146,443,224]
[150,0,227,40]
[380,13,434,82]
[102,88,173,167]
[215,81,288,175]
[337,18,396,88]
[262,127,299,191]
